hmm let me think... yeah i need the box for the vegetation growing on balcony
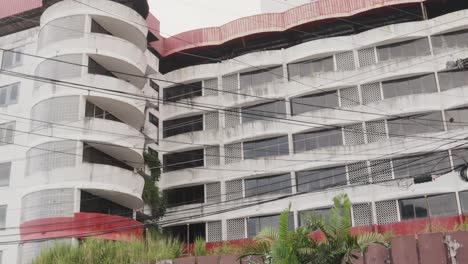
[142,151,166,222]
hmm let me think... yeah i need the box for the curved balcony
[41,0,148,41]
[32,75,147,126]
[20,212,143,242]
[160,126,467,189]
[38,33,147,87]
[29,117,144,151]
[25,162,144,208]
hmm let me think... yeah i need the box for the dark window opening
[163,82,202,102]
[148,147,158,157]
[80,191,132,217]
[291,91,338,115]
[445,107,468,131]
[163,115,203,138]
[392,151,451,180]
[460,191,468,214]
[149,113,159,127]
[377,38,431,62]
[239,66,283,90]
[83,143,133,171]
[165,185,204,207]
[85,101,122,122]
[243,136,289,159]
[248,213,294,238]
[245,173,292,198]
[91,19,112,35]
[150,80,160,93]
[296,166,347,193]
[288,56,334,79]
[241,101,286,123]
[438,69,468,92]
[382,74,437,99]
[163,149,204,172]
[451,148,468,170]
[299,208,332,227]
[387,111,445,137]
[88,57,116,78]
[164,223,206,244]
[399,193,458,221]
[293,128,343,153]
[432,29,468,51]
[0,162,11,187]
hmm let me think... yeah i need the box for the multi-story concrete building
[1,0,468,263]
[0,0,161,263]
[157,0,468,245]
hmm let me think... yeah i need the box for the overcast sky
[149,0,262,37]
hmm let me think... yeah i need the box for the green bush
[33,233,183,264]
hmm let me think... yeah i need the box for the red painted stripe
[20,213,143,242]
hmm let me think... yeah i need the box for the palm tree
[241,194,388,264]
[306,194,388,264]
[241,206,316,264]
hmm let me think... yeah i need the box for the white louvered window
[203,78,218,96]
[339,86,360,107]
[225,179,243,201]
[206,182,221,204]
[343,123,365,146]
[207,221,223,242]
[227,218,245,240]
[352,203,374,226]
[358,47,377,67]
[335,51,355,71]
[224,143,242,164]
[375,200,399,224]
[365,120,387,143]
[0,83,19,107]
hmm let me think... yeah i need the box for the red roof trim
[0,0,42,19]
[152,0,426,57]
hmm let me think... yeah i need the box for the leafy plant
[241,194,389,264]
[142,152,166,221]
[193,237,207,256]
[454,220,468,231]
[306,194,388,264]
[241,205,316,264]
[33,233,184,264]
[209,242,243,255]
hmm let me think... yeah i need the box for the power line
[3,66,467,146]
[0,153,462,244]
[0,156,464,245]
[1,133,465,237]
